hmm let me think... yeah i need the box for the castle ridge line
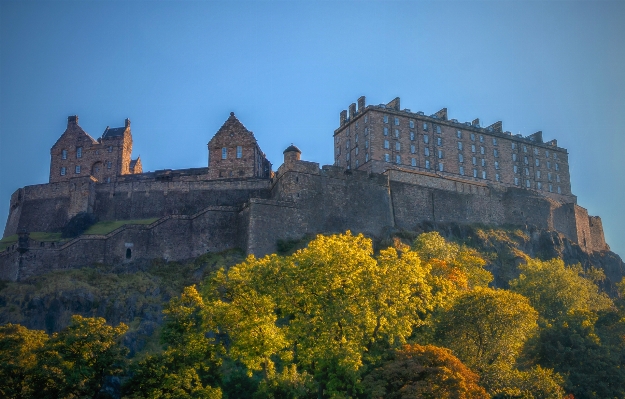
[0,96,609,281]
[335,101,567,154]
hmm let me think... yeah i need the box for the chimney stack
[68,115,78,126]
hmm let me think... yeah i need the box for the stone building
[49,116,142,184]
[334,96,572,202]
[207,112,272,179]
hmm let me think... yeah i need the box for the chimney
[472,118,480,126]
[340,110,347,125]
[348,103,357,119]
[68,115,78,127]
[125,118,131,128]
[357,96,366,112]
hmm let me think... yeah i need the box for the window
[514,165,518,173]
[545,150,550,158]
[385,153,390,162]
[365,140,369,149]
[425,147,430,156]
[480,146,485,155]
[471,133,475,141]
[513,153,517,161]
[473,169,478,178]
[523,145,527,153]
[436,125,441,134]
[548,172,552,181]
[437,137,442,146]
[547,161,551,169]
[396,155,401,164]
[337,147,341,155]
[60,167,66,176]
[384,127,388,136]
[556,175,561,182]
[438,150,443,159]
[107,161,112,169]
[471,144,476,153]
[384,115,389,123]
[524,156,528,164]
[481,159,486,167]
[512,143,517,150]
[346,140,350,149]
[525,168,529,176]
[222,147,227,159]
[457,130,462,139]
[426,160,430,169]
[438,162,444,171]
[410,120,415,128]
[346,153,350,161]
[537,182,542,190]
[458,153,464,163]
[395,142,400,151]
[534,148,539,155]
[495,161,499,169]
[410,132,415,141]
[364,115,368,123]
[62,150,67,159]
[424,135,429,144]
[557,186,561,194]
[395,129,400,138]
[555,163,559,171]
[536,170,541,179]
[458,142,463,150]
[482,171,487,179]
[411,144,416,154]
[479,135,484,143]
[535,159,540,167]
[355,134,359,143]
[526,180,531,188]
[423,122,428,131]
[459,166,465,175]
[365,127,369,135]
[472,156,477,165]
[394,117,399,126]
[411,158,416,166]
[549,184,553,192]
[384,140,390,149]
[494,149,499,157]
[236,146,242,158]
[108,146,113,152]
[355,159,359,167]
[496,173,500,181]
[515,177,519,185]
[492,138,498,145]
[76,147,82,158]
[553,153,558,160]
[366,153,369,162]
[355,147,359,155]
[75,165,81,174]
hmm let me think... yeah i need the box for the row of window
[221,146,243,159]
[61,146,114,160]
[60,161,113,176]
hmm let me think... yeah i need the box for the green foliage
[0,324,48,398]
[25,315,128,399]
[509,258,613,323]
[362,344,489,399]
[253,364,316,399]
[433,287,540,393]
[0,232,64,251]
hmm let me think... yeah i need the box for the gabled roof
[102,126,127,139]
[208,112,258,146]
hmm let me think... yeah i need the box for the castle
[0,96,609,281]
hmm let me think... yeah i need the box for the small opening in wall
[126,248,132,259]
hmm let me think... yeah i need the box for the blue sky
[1,1,624,256]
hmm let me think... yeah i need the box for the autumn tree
[362,344,489,399]
[0,324,48,399]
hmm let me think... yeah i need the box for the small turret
[283,144,301,164]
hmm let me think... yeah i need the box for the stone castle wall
[1,159,609,282]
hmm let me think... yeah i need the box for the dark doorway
[126,248,132,259]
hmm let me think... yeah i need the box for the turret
[283,144,301,164]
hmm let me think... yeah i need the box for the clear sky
[1,1,624,256]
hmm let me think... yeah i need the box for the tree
[434,288,539,393]
[28,315,128,399]
[0,324,48,399]
[509,258,613,323]
[362,344,489,399]
[204,231,443,398]
[124,286,222,399]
